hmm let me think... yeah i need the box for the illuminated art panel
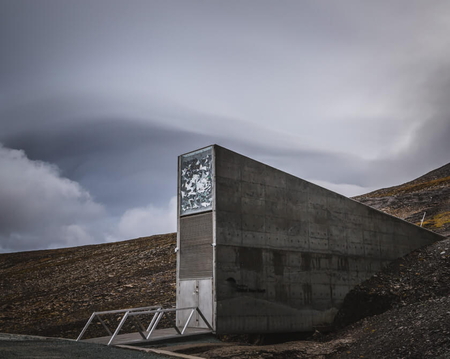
[180,147,213,215]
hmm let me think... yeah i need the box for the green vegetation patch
[419,211,450,229]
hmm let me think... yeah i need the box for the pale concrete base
[83,327,212,346]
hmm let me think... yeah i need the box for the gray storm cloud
[1,1,449,251]
[0,144,105,252]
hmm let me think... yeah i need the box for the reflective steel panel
[180,147,213,215]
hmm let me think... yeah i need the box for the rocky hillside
[326,235,450,358]
[0,234,177,339]
[0,162,449,358]
[354,162,450,237]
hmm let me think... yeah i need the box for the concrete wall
[213,145,442,334]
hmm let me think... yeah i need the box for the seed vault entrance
[176,145,442,335]
[176,147,215,330]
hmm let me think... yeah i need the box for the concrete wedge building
[175,145,443,334]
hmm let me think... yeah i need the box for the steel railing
[76,305,213,345]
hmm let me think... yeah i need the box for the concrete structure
[176,145,443,334]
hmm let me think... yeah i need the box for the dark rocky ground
[1,162,449,358]
[326,236,450,359]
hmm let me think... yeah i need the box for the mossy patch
[418,211,450,229]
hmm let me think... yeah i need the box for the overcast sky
[1,0,449,252]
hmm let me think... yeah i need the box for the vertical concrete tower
[176,145,442,334]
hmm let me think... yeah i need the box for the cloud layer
[0,144,104,251]
[1,1,450,251]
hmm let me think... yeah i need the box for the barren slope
[0,234,177,339]
[354,162,450,237]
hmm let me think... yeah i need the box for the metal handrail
[76,306,162,342]
[77,306,213,345]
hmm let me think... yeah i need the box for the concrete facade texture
[177,145,443,334]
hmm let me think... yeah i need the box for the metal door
[177,279,213,328]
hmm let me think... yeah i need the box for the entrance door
[176,279,213,328]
